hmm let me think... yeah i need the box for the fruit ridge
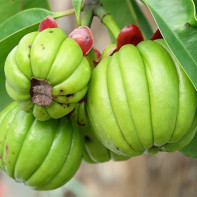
[5,28,91,121]
[0,102,83,190]
[74,102,130,163]
[87,39,197,156]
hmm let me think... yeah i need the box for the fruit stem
[94,3,120,39]
[54,8,76,19]
[81,0,97,27]
[81,9,94,27]
[102,14,120,39]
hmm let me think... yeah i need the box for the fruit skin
[5,28,91,121]
[86,39,197,156]
[0,102,83,190]
[73,102,130,163]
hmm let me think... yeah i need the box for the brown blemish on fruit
[60,90,64,93]
[50,31,54,33]
[30,78,53,106]
[66,94,74,97]
[78,96,86,104]
[4,145,8,160]
[29,54,30,58]
[67,104,70,107]
[84,135,91,142]
[77,121,85,127]
[184,22,190,27]
[28,45,32,49]
[0,155,1,159]
[116,147,120,151]
[41,44,45,50]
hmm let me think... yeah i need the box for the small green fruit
[0,102,83,190]
[5,28,91,121]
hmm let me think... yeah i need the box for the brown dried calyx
[30,78,53,106]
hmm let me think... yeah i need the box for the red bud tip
[93,60,99,67]
[93,48,101,67]
[78,96,86,104]
[69,108,76,115]
[150,29,163,40]
[116,24,144,51]
[68,26,93,56]
[94,49,101,60]
[39,16,58,32]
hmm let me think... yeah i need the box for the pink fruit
[68,26,93,56]
[38,16,58,32]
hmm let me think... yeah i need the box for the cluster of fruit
[0,16,196,190]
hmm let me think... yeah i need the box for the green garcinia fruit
[5,28,91,121]
[87,39,197,157]
[74,102,130,163]
[0,102,83,190]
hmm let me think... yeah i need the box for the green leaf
[0,8,55,42]
[100,0,153,39]
[143,0,197,90]
[23,0,50,10]
[0,8,56,69]
[180,131,197,158]
[0,0,50,25]
[72,0,83,26]
[0,8,57,111]
[0,0,22,25]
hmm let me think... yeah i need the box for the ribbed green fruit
[74,102,130,163]
[87,39,197,156]
[5,28,91,121]
[0,102,83,190]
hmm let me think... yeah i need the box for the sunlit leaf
[143,0,197,90]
